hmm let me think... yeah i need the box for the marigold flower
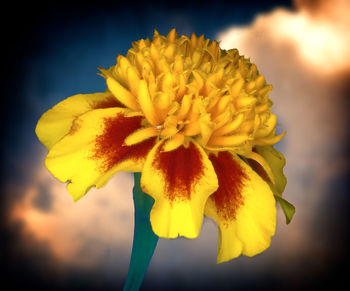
[36,29,293,264]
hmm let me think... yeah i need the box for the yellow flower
[36,29,288,263]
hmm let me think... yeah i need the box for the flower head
[99,29,284,153]
[36,29,291,263]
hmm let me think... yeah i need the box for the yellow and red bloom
[36,29,291,263]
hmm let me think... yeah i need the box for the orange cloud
[218,0,350,74]
[10,161,135,268]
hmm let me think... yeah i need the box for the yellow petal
[214,95,231,116]
[190,33,197,48]
[237,119,254,133]
[124,127,159,146]
[254,113,277,138]
[176,94,192,121]
[205,152,276,263]
[199,114,216,146]
[100,68,140,111]
[235,96,257,108]
[212,113,244,136]
[160,127,179,138]
[160,115,179,138]
[245,81,256,93]
[258,84,273,97]
[174,55,184,73]
[255,102,270,114]
[153,92,170,119]
[213,111,231,130]
[138,79,161,126]
[164,44,175,61]
[162,133,185,152]
[192,49,203,66]
[192,71,204,91]
[149,43,158,63]
[45,108,156,201]
[208,134,249,147]
[231,79,244,98]
[118,55,132,78]
[126,66,141,97]
[174,73,186,101]
[157,57,170,73]
[255,75,265,90]
[182,120,201,136]
[253,132,286,146]
[167,28,177,42]
[161,72,174,92]
[35,92,122,149]
[141,140,218,238]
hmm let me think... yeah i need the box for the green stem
[123,172,159,291]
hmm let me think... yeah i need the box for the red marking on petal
[90,114,155,172]
[209,152,247,221]
[152,142,204,202]
[91,96,125,109]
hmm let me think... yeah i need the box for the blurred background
[1,0,349,290]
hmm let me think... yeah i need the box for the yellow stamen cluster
[100,29,285,156]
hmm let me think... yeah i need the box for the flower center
[103,29,285,156]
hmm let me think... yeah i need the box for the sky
[1,0,349,290]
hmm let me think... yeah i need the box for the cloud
[218,0,350,75]
[10,162,134,270]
